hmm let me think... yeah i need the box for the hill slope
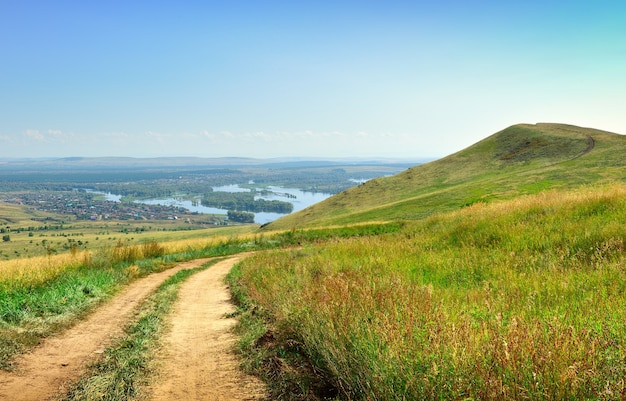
[265,123,626,230]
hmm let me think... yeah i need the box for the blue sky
[1,1,625,159]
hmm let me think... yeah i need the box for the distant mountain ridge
[0,156,426,171]
[265,123,626,230]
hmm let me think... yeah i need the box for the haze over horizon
[1,1,625,160]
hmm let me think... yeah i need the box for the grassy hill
[265,123,626,230]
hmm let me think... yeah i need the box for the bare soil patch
[147,255,267,401]
[0,259,212,401]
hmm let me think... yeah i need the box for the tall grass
[229,184,626,400]
[0,251,92,290]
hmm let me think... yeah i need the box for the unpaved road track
[148,255,267,401]
[0,256,265,401]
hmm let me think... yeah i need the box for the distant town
[3,191,225,224]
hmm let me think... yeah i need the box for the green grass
[0,266,127,369]
[229,184,626,400]
[59,259,219,401]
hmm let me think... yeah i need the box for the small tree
[227,210,255,223]
[2,235,10,242]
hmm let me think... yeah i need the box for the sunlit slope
[266,123,626,229]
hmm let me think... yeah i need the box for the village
[2,191,224,223]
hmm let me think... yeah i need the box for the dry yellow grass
[455,183,626,218]
[0,227,260,290]
[0,251,91,289]
[157,232,259,254]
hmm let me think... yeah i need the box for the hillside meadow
[229,184,626,400]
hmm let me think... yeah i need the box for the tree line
[201,192,293,214]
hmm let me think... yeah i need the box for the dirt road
[147,255,267,401]
[0,256,265,401]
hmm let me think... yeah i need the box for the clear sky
[1,1,625,159]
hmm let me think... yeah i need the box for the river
[94,185,332,224]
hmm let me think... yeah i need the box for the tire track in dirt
[0,258,213,401]
[147,255,267,401]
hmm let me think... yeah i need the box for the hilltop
[265,123,626,229]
